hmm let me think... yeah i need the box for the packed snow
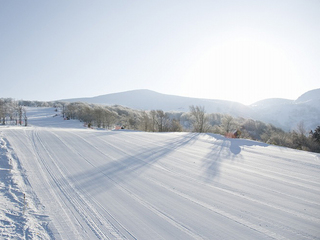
[0,107,319,239]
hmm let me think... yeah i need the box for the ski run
[0,107,319,239]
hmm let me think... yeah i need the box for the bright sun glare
[185,39,296,104]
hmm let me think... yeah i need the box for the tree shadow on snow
[201,133,268,182]
[59,133,199,196]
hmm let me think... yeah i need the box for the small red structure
[225,129,241,138]
[225,132,236,138]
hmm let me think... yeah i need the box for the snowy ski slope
[0,107,320,239]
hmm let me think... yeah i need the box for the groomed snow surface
[0,107,319,239]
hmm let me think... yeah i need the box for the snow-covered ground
[0,107,319,239]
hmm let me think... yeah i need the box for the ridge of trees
[1,98,319,153]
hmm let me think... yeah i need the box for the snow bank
[0,133,53,239]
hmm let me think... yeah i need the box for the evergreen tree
[311,126,320,143]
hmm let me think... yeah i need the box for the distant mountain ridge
[61,89,254,118]
[250,88,320,131]
[295,88,320,106]
[60,88,320,131]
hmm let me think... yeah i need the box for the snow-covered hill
[251,88,320,131]
[61,89,254,118]
[0,107,319,239]
[295,88,320,106]
[60,88,320,131]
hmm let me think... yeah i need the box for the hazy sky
[1,0,319,105]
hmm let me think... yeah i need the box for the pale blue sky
[1,0,319,105]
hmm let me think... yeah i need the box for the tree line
[1,98,319,153]
[0,98,28,126]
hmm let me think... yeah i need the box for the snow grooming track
[146,133,319,236]
[122,133,320,208]
[0,131,53,239]
[47,129,136,239]
[67,131,283,239]
[77,140,268,239]
[123,132,320,192]
[146,176,286,240]
[64,130,319,239]
[53,129,201,239]
[30,128,125,240]
[104,133,319,194]
[78,132,286,239]
[3,128,119,239]
[91,131,320,239]
[105,174,204,240]
[65,130,204,238]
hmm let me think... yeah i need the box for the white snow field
[0,107,320,239]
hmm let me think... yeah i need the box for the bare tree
[94,107,104,128]
[23,107,28,126]
[104,109,117,129]
[291,121,308,150]
[189,105,209,133]
[140,111,150,131]
[169,118,183,132]
[62,102,66,118]
[18,105,23,125]
[150,110,157,132]
[0,99,4,125]
[296,121,307,136]
[221,115,234,134]
[155,110,170,132]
